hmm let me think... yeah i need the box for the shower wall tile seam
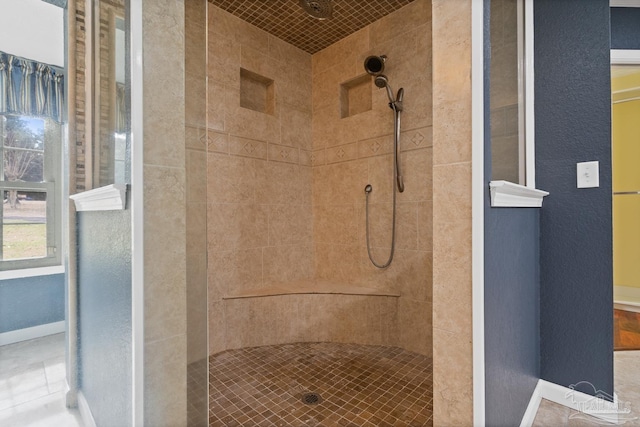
[205,134,315,164]
[432,160,472,167]
[206,133,313,149]
[144,332,187,346]
[141,163,186,170]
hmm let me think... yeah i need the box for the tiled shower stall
[202,0,433,355]
[180,0,475,425]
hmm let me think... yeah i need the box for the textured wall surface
[610,7,640,50]
[484,0,540,425]
[484,206,540,426]
[612,95,640,291]
[206,4,314,354]
[484,209,540,426]
[535,0,613,396]
[142,0,188,425]
[77,210,132,427]
[0,274,64,333]
[431,0,473,424]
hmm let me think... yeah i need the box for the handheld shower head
[366,56,403,110]
[364,55,386,76]
[374,75,388,88]
[375,75,396,104]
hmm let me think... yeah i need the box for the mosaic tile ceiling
[208,0,416,54]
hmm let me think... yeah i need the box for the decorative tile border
[268,143,299,164]
[186,125,207,151]
[312,126,433,167]
[401,127,433,152]
[204,126,431,166]
[311,149,326,167]
[358,134,394,158]
[229,135,268,160]
[299,149,312,166]
[326,142,358,164]
[208,130,229,154]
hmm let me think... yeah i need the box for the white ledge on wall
[609,0,640,8]
[69,184,127,212]
[489,180,549,208]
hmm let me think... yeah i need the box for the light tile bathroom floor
[532,351,640,426]
[0,333,83,427]
[209,342,433,427]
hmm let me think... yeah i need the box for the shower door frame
[471,0,486,425]
[130,0,144,424]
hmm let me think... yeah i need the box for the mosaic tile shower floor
[208,342,433,427]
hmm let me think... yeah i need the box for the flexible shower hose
[365,101,402,268]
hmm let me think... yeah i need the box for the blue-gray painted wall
[77,209,131,426]
[483,0,540,424]
[0,273,64,333]
[610,7,640,49]
[484,209,541,425]
[535,0,613,396]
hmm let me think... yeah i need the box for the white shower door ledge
[69,184,127,211]
[489,180,549,208]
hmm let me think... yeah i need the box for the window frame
[520,0,536,188]
[0,115,62,271]
[489,0,549,208]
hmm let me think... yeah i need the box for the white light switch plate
[577,161,599,188]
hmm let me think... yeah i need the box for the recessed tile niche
[240,68,275,115]
[340,74,372,118]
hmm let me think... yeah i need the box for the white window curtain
[0,51,64,122]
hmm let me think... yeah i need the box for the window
[490,0,535,187]
[489,0,548,208]
[0,114,61,270]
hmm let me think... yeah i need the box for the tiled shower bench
[218,279,400,350]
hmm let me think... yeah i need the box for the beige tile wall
[311,0,433,356]
[185,1,209,425]
[206,1,433,358]
[223,295,398,349]
[143,0,187,425]
[185,0,208,367]
[206,6,315,354]
[432,0,474,425]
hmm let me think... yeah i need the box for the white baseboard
[77,391,98,427]
[615,301,640,313]
[520,379,633,426]
[614,286,640,310]
[0,321,65,346]
[519,380,544,427]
